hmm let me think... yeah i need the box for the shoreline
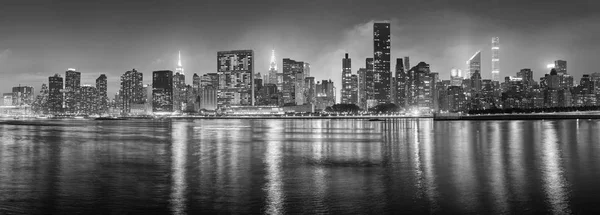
[434,113,600,121]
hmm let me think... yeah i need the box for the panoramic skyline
[1,0,599,96]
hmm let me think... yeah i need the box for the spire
[178,50,182,67]
[176,50,184,74]
[269,49,277,71]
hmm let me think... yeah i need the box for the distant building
[450,68,462,87]
[282,58,304,105]
[315,79,335,111]
[341,53,353,104]
[373,22,391,104]
[554,60,567,75]
[96,74,108,114]
[357,68,367,110]
[173,72,186,112]
[64,69,81,114]
[79,85,97,115]
[2,93,13,107]
[11,86,34,106]
[120,69,144,114]
[217,50,254,107]
[48,74,64,114]
[152,70,173,112]
[268,50,278,85]
[395,58,406,108]
[491,37,500,82]
[200,87,217,111]
[466,51,481,80]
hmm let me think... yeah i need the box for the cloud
[0,49,12,62]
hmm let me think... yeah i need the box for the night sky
[1,0,599,98]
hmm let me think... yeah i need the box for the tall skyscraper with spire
[491,37,500,82]
[268,50,278,85]
[173,51,186,112]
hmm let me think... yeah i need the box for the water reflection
[2,119,600,214]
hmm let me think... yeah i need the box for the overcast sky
[1,0,599,97]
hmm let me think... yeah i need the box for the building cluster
[2,23,598,116]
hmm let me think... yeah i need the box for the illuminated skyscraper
[64,68,81,114]
[282,58,304,105]
[491,37,500,82]
[176,51,184,75]
[395,58,406,108]
[554,60,567,75]
[48,74,64,114]
[173,51,186,112]
[152,70,173,112]
[268,50,278,85]
[120,69,144,114]
[373,22,391,104]
[341,53,352,104]
[466,51,481,79]
[96,74,108,114]
[450,68,463,86]
[217,50,254,107]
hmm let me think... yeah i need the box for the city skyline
[1,0,599,98]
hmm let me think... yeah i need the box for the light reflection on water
[1,119,600,214]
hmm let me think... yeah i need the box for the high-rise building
[217,50,254,107]
[491,37,500,82]
[173,72,186,112]
[303,63,311,79]
[304,77,316,105]
[176,51,184,75]
[395,58,406,108]
[315,79,335,110]
[405,62,437,111]
[466,51,481,80]
[282,58,304,105]
[120,69,144,114]
[341,53,352,104]
[268,50,278,85]
[11,86,34,106]
[350,74,358,105]
[373,22,391,104]
[96,74,108,114]
[357,68,367,110]
[554,60,567,75]
[450,68,463,87]
[365,58,376,108]
[152,70,174,112]
[64,68,81,114]
[192,73,201,95]
[48,74,64,114]
[79,85,97,115]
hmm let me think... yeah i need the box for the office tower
[282,58,304,105]
[48,74,64,114]
[152,70,174,112]
[491,37,500,82]
[96,74,108,114]
[268,50,278,84]
[11,86,34,106]
[276,73,283,91]
[32,84,49,113]
[405,62,437,111]
[350,74,359,105]
[450,68,463,86]
[466,51,481,80]
[373,22,391,104]
[517,68,534,90]
[193,73,200,95]
[341,53,352,104]
[120,69,144,114]
[554,60,567,75]
[303,63,311,78]
[315,79,335,110]
[365,58,376,108]
[79,85,97,115]
[217,50,254,107]
[304,77,316,105]
[358,68,367,110]
[64,68,81,114]
[173,72,186,112]
[395,58,406,108]
[470,69,482,96]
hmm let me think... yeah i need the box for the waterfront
[1,119,600,214]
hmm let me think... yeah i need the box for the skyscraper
[282,58,304,105]
[358,68,367,109]
[217,50,254,107]
[365,58,376,108]
[373,22,391,104]
[268,50,278,85]
[96,74,108,114]
[152,70,173,112]
[48,74,64,114]
[466,51,481,79]
[120,69,144,114]
[555,60,567,75]
[11,86,34,106]
[341,53,352,104]
[491,37,500,82]
[173,51,186,112]
[79,85,98,115]
[64,68,81,114]
[450,68,463,87]
[395,58,406,108]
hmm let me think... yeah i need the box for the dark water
[1,119,600,214]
